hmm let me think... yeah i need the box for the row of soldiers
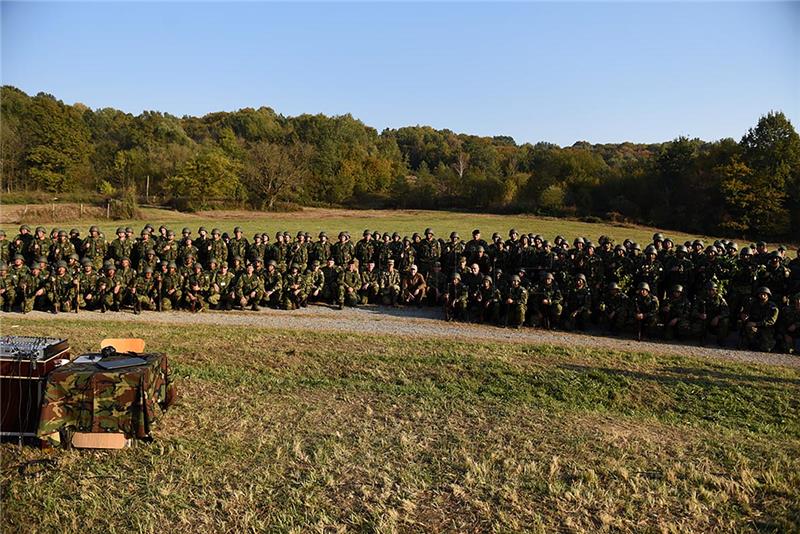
[1,224,798,353]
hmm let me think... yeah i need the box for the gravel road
[5,305,799,369]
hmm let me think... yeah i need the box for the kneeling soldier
[236,263,265,311]
[402,264,427,307]
[691,281,730,346]
[504,274,528,328]
[379,259,401,306]
[740,287,779,352]
[131,267,158,314]
[338,259,361,309]
[660,284,691,340]
[444,272,469,321]
[563,274,592,331]
[778,293,800,354]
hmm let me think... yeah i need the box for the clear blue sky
[2,1,798,146]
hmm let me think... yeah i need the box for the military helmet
[69,253,79,261]
[167,230,175,237]
[30,262,40,270]
[36,256,47,264]
[70,228,80,236]
[653,232,664,241]
[253,233,262,240]
[637,282,651,291]
[267,259,277,267]
[607,282,620,291]
[509,228,518,237]
[740,248,753,257]
[211,228,221,236]
[57,230,67,237]
[693,239,703,247]
[363,229,371,237]
[756,241,767,248]
[20,224,31,232]
[727,242,738,250]
[477,245,485,253]
[387,259,395,265]
[141,229,149,236]
[319,231,327,239]
[672,284,684,293]
[631,242,641,251]
[143,266,153,274]
[510,274,521,283]
[146,248,155,255]
[104,261,115,270]
[297,231,305,238]
[182,227,191,234]
[392,232,400,239]
[312,260,320,267]
[198,226,208,233]
[424,227,434,235]
[209,258,218,266]
[452,272,461,280]
[81,258,92,266]
[676,245,688,254]
[0,262,7,270]
[757,286,771,296]
[574,237,585,245]
[0,230,5,237]
[543,272,554,281]
[483,275,492,283]
[472,229,481,236]
[645,245,657,255]
[193,262,203,270]
[233,226,242,233]
[290,263,300,271]
[450,231,459,239]
[663,237,673,245]
[222,232,229,240]
[575,273,587,282]
[168,261,177,269]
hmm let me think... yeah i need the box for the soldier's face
[639,289,648,297]
[758,293,769,303]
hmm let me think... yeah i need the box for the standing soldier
[311,232,332,266]
[691,281,730,346]
[465,229,488,264]
[418,228,441,277]
[158,230,179,264]
[335,259,360,309]
[758,252,790,305]
[740,287,779,352]
[49,230,76,264]
[107,227,133,266]
[178,236,199,266]
[209,229,228,268]
[354,230,375,270]
[228,227,249,267]
[321,258,340,304]
[442,232,465,276]
[196,227,211,265]
[12,225,34,260]
[83,225,108,270]
[0,231,9,266]
[288,232,309,271]
[248,234,267,265]
[27,227,51,264]
[332,232,354,267]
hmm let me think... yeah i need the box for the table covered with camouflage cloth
[37,353,176,446]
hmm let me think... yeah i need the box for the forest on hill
[1,85,798,240]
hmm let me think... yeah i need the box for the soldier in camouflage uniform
[504,274,528,328]
[563,274,592,331]
[0,262,16,312]
[425,261,446,307]
[82,225,107,270]
[160,262,183,311]
[355,230,375,270]
[157,230,179,265]
[227,227,249,267]
[19,263,48,313]
[261,260,283,308]
[444,272,469,322]
[248,234,266,265]
[758,252,790,305]
[379,259,401,306]
[338,259,361,309]
[691,281,730,346]
[320,258,340,304]
[472,275,500,324]
[208,229,228,268]
[778,293,800,354]
[130,267,159,314]
[332,232,355,267]
[184,262,210,312]
[359,260,381,304]
[27,227,51,265]
[529,272,563,329]
[77,259,99,310]
[659,284,692,340]
[418,228,441,277]
[282,263,307,310]
[632,282,659,339]
[597,282,629,334]
[235,263,265,311]
[97,262,123,312]
[305,260,325,304]
[208,262,235,310]
[108,227,133,266]
[311,232,332,266]
[740,287,779,352]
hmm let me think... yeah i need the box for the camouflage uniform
[235,268,265,310]
[160,266,184,311]
[184,265,210,311]
[741,290,779,352]
[359,265,381,304]
[529,274,563,328]
[131,270,159,313]
[338,263,361,308]
[563,277,592,331]
[778,296,800,353]
[659,287,691,340]
[691,286,730,345]
[444,274,469,321]
[504,277,528,328]
[379,264,401,306]
[208,266,236,310]
[282,266,307,310]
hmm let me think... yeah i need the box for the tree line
[1,85,797,240]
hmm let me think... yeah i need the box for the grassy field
[2,204,784,250]
[2,317,799,532]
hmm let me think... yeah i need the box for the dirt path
[4,305,798,369]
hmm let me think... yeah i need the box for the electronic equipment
[0,336,70,439]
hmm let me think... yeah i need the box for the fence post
[106,201,110,219]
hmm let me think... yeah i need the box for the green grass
[2,205,772,249]
[2,318,799,532]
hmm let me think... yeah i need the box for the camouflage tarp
[37,353,176,446]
